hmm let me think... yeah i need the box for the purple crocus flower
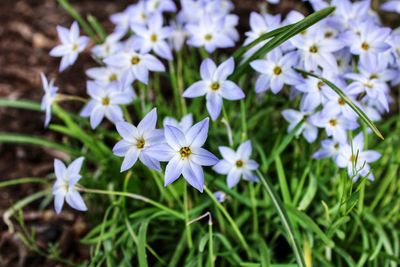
[213,140,259,188]
[183,57,245,120]
[113,108,165,172]
[52,157,87,214]
[147,118,219,192]
[49,21,89,72]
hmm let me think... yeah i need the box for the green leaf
[0,132,78,155]
[256,170,306,267]
[138,219,150,267]
[294,68,384,140]
[232,7,335,80]
[0,98,41,111]
[286,205,334,247]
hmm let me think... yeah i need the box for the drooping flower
[213,140,259,188]
[183,58,245,120]
[104,48,165,85]
[147,118,219,192]
[113,108,165,172]
[40,73,58,128]
[163,113,193,133]
[80,81,133,129]
[335,132,381,180]
[52,157,87,214]
[131,13,173,60]
[250,49,301,94]
[49,21,90,72]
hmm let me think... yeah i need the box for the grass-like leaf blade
[295,68,384,140]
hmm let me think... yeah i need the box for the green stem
[204,186,252,258]
[256,170,306,267]
[183,183,193,248]
[240,99,248,142]
[78,186,184,220]
[208,219,214,267]
[249,183,259,236]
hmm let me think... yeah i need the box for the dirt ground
[0,0,397,266]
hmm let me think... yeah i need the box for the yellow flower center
[150,34,158,42]
[338,98,345,106]
[204,34,213,41]
[210,82,220,91]
[273,66,282,75]
[109,73,118,81]
[136,138,145,149]
[72,43,78,51]
[324,31,333,38]
[369,73,378,80]
[131,56,141,65]
[317,81,324,90]
[329,119,337,126]
[180,147,192,158]
[235,160,244,168]
[102,97,110,106]
[309,45,318,53]
[361,42,369,51]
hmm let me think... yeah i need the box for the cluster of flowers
[42,0,397,213]
[249,0,400,180]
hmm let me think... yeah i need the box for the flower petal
[190,147,219,166]
[186,118,209,147]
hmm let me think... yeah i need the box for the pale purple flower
[309,110,359,143]
[332,0,372,29]
[183,58,245,120]
[40,73,58,128]
[86,66,124,85]
[345,54,394,112]
[52,157,87,214]
[131,13,173,60]
[104,49,165,85]
[313,139,341,160]
[163,113,193,133]
[282,109,318,143]
[113,108,165,172]
[250,49,301,94]
[291,32,344,72]
[185,15,235,53]
[335,133,381,180]
[381,0,400,14]
[295,76,331,112]
[344,21,391,58]
[146,0,176,13]
[49,21,89,72]
[147,118,219,192]
[321,79,359,121]
[170,20,187,51]
[91,33,123,59]
[213,141,259,188]
[80,81,133,129]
